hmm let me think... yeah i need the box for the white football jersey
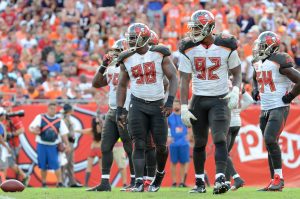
[121,46,169,101]
[106,65,131,110]
[253,52,294,111]
[178,34,241,96]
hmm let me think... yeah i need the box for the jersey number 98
[131,61,156,84]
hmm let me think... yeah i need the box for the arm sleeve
[59,120,69,136]
[241,92,254,111]
[29,115,42,131]
[228,50,241,69]
[178,53,193,73]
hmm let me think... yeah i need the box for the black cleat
[189,178,206,193]
[148,171,165,192]
[268,174,284,192]
[70,182,83,188]
[172,183,177,187]
[86,179,111,192]
[257,180,273,191]
[213,175,228,194]
[231,177,245,191]
[225,182,231,191]
[130,179,144,192]
[57,182,65,188]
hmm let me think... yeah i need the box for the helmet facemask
[188,21,214,43]
[252,39,279,62]
[126,32,150,52]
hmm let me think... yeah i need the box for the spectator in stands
[237,7,255,33]
[168,99,190,187]
[29,102,70,187]
[45,52,62,73]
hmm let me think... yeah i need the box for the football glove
[181,104,197,127]
[282,92,295,104]
[223,86,240,109]
[251,88,260,101]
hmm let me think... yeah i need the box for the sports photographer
[2,101,30,185]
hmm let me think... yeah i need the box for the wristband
[283,92,296,104]
[165,96,175,108]
[98,65,107,74]
[116,106,123,116]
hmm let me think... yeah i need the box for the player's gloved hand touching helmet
[223,86,240,109]
[282,92,296,104]
[251,88,260,101]
[116,106,127,129]
[98,54,113,74]
[181,104,197,127]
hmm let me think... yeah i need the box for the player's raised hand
[181,104,197,127]
[223,86,240,109]
[102,54,113,67]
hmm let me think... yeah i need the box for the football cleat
[144,179,152,191]
[231,177,245,191]
[189,178,206,193]
[213,175,228,194]
[86,180,111,192]
[148,171,165,192]
[130,179,144,192]
[257,179,273,191]
[268,174,284,191]
[225,181,231,191]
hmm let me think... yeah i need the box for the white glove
[223,86,240,109]
[181,104,197,127]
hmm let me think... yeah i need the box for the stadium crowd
[0,0,300,103]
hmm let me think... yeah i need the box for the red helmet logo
[265,35,274,45]
[134,26,150,37]
[198,15,209,25]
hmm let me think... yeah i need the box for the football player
[87,39,135,192]
[116,23,178,192]
[179,10,242,194]
[143,29,160,190]
[252,31,300,191]
[225,82,253,190]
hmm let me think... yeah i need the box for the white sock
[195,174,205,182]
[274,169,283,179]
[146,176,154,181]
[143,176,147,180]
[131,175,135,178]
[102,174,110,179]
[215,173,225,180]
[233,174,240,179]
[136,177,143,181]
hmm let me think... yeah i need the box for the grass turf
[0,187,300,199]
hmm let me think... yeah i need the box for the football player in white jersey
[225,82,253,191]
[87,39,135,192]
[252,31,300,191]
[116,23,178,192]
[178,10,242,194]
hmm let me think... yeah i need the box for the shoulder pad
[117,50,135,63]
[268,52,295,69]
[150,45,171,56]
[179,38,199,54]
[214,33,238,51]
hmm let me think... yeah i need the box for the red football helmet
[149,30,159,45]
[125,23,151,51]
[253,31,280,61]
[187,10,215,42]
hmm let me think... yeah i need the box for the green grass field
[1,187,300,199]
